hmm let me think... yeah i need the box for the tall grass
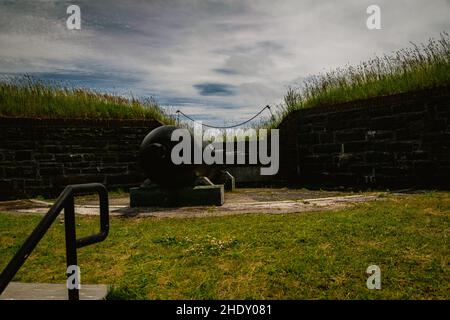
[264,32,450,128]
[0,75,175,123]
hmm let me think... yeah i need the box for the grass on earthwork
[0,75,175,124]
[262,32,450,128]
[0,192,448,299]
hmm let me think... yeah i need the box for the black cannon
[131,124,276,207]
[138,125,217,188]
[131,125,239,207]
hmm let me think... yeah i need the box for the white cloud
[0,0,449,124]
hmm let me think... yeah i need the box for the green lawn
[0,192,448,299]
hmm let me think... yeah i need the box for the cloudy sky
[0,0,449,125]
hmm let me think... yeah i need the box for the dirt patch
[227,188,354,203]
[76,187,355,206]
[0,199,52,211]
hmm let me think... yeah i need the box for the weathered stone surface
[0,118,162,199]
[278,86,450,188]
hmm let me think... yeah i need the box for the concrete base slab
[0,282,109,300]
[0,188,383,219]
[130,185,224,207]
[123,194,381,218]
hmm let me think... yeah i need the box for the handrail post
[0,189,69,294]
[0,183,109,300]
[64,195,79,300]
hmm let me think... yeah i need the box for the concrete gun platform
[0,188,383,219]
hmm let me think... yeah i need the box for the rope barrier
[176,105,274,129]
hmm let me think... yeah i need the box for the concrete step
[0,282,109,300]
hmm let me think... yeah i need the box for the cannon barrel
[139,125,215,188]
[139,125,259,188]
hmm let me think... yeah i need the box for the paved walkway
[0,188,382,219]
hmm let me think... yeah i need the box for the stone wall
[2,86,449,200]
[0,118,161,199]
[278,86,450,189]
[226,166,278,187]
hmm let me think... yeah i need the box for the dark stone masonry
[0,118,161,199]
[278,86,450,189]
[1,86,449,200]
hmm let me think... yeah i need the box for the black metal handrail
[0,183,109,300]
